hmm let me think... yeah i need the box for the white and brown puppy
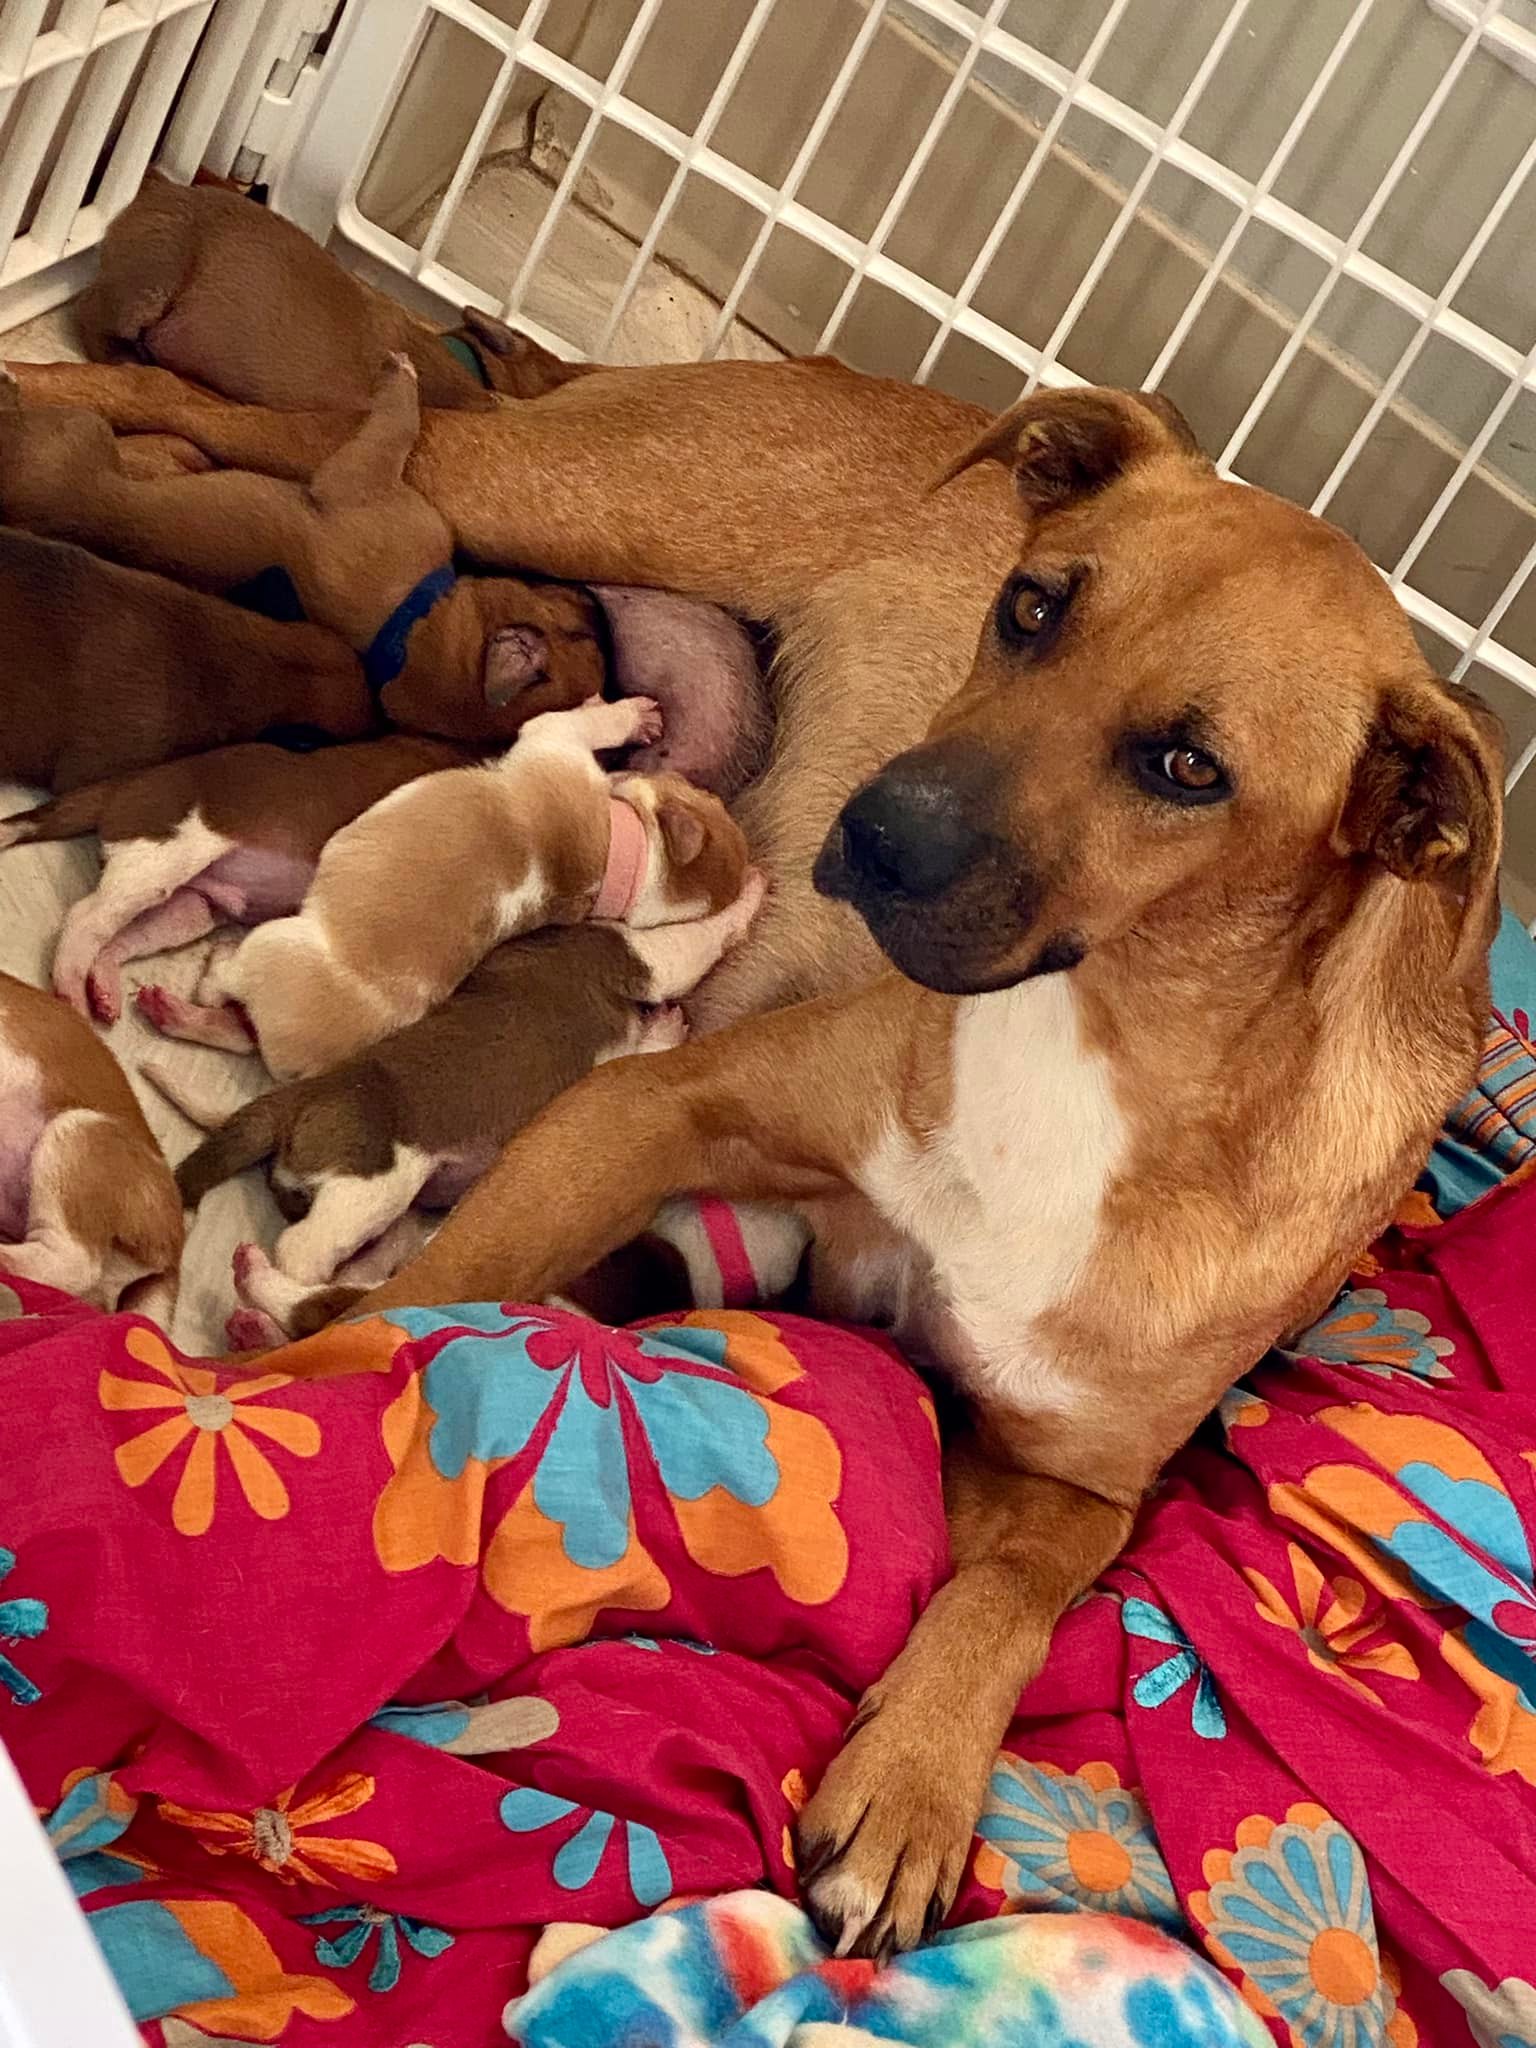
[0,972,182,1317]
[154,903,759,1339]
[0,736,468,1025]
[141,698,754,1080]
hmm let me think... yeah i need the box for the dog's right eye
[998,576,1067,652]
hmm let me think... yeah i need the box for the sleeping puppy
[79,172,594,411]
[154,907,760,1338]
[139,698,758,1080]
[0,973,181,1318]
[1,736,468,1025]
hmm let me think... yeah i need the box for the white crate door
[0,0,337,332]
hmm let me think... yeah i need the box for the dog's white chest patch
[860,976,1128,1412]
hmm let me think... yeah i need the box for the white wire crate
[266,0,1536,909]
[0,0,327,331]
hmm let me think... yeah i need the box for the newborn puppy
[158,908,758,1337]
[0,973,181,1318]
[141,698,757,1080]
[1,736,467,1024]
[78,172,592,410]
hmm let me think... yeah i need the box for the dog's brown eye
[1126,735,1232,806]
[998,576,1066,651]
[1012,586,1053,636]
[1162,746,1219,790]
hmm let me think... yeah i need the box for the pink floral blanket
[2,1170,1535,2047]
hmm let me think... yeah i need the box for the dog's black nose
[824,766,988,902]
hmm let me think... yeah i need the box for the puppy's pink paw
[627,696,665,746]
[635,1002,690,1054]
[226,1307,284,1352]
[86,964,121,1026]
[134,984,177,1032]
[231,1240,268,1295]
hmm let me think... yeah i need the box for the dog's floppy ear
[931,386,1206,506]
[658,798,707,868]
[483,625,549,708]
[1335,675,1505,981]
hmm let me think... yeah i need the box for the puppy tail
[0,783,110,851]
[138,1058,234,1132]
[175,1091,288,1209]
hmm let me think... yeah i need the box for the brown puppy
[78,173,591,410]
[159,910,753,1325]
[235,385,1501,1961]
[0,735,467,1023]
[0,360,602,746]
[0,524,369,791]
[0,972,181,1318]
[147,698,758,1080]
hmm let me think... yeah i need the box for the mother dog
[13,358,1502,1957]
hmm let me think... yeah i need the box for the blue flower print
[0,1545,47,1705]
[1289,1289,1453,1382]
[500,1787,672,1907]
[1122,1597,1227,1739]
[301,1905,453,1993]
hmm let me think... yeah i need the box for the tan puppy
[0,525,369,792]
[0,361,604,746]
[0,973,181,1318]
[0,736,467,1024]
[146,698,757,1079]
[79,173,591,410]
[157,911,755,1332]
[238,385,1501,1963]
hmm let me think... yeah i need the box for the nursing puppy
[161,908,758,1332]
[145,698,755,1079]
[79,173,592,410]
[0,526,368,792]
[0,735,466,1023]
[0,973,181,1318]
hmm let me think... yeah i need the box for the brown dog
[121,365,1506,1960]
[0,524,370,791]
[78,173,592,411]
[0,735,467,1023]
[0,972,182,1318]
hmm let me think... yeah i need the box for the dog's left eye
[998,576,1067,651]
[1129,739,1232,806]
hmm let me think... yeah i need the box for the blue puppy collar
[362,563,458,699]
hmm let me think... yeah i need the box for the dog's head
[615,770,752,920]
[815,388,1503,994]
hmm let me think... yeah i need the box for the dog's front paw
[796,1694,980,1961]
[226,1306,284,1352]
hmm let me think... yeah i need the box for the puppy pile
[0,176,767,1342]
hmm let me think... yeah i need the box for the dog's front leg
[796,1439,1134,1960]
[327,985,896,1324]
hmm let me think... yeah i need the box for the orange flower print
[780,1767,809,1871]
[1245,1544,1419,1702]
[99,1327,320,1536]
[158,1772,397,1889]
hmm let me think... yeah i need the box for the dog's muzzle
[815,740,1074,995]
